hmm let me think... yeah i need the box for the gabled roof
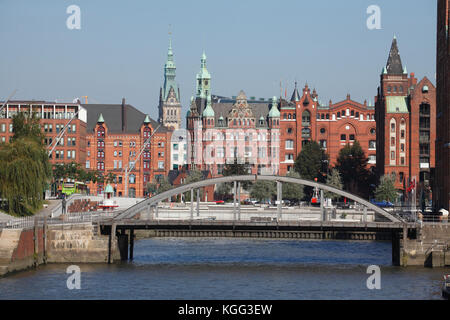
[82,103,169,134]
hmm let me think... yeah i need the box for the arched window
[302,110,310,126]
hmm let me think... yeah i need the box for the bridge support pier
[117,230,129,261]
[108,223,116,264]
[129,229,134,261]
[391,231,401,266]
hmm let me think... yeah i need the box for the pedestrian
[62,195,66,214]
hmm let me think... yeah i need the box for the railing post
[363,206,367,223]
[320,189,325,221]
[155,204,159,218]
[196,188,200,217]
[277,181,282,221]
[190,189,194,220]
[238,182,241,221]
[233,181,237,221]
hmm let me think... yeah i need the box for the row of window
[50,150,76,160]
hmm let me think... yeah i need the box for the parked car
[370,199,394,208]
[215,200,225,205]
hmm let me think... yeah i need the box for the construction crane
[47,110,80,157]
[123,124,162,197]
[0,89,18,114]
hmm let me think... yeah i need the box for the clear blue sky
[0,0,437,122]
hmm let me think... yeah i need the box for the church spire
[290,81,300,102]
[162,36,179,101]
[386,35,403,75]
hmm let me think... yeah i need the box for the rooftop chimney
[122,98,126,132]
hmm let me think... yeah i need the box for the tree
[282,171,304,200]
[146,176,173,196]
[222,159,251,190]
[215,182,232,199]
[335,141,370,197]
[375,175,397,202]
[294,141,328,182]
[0,112,51,215]
[250,180,276,202]
[183,169,204,201]
[324,168,343,201]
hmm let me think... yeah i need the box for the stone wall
[0,222,118,277]
[401,224,450,267]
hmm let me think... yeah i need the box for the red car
[215,200,225,205]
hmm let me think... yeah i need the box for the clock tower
[158,37,182,130]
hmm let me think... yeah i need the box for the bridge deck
[101,219,417,232]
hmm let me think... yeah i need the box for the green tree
[0,113,51,215]
[324,168,343,201]
[282,171,304,200]
[335,141,370,197]
[222,159,251,190]
[375,175,397,202]
[183,169,204,201]
[215,182,232,199]
[250,180,276,202]
[294,141,328,182]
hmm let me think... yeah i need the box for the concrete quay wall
[0,223,118,277]
[401,224,450,267]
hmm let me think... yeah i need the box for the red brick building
[83,99,172,197]
[0,100,87,165]
[375,37,436,196]
[435,0,450,211]
[279,84,377,175]
[186,53,281,177]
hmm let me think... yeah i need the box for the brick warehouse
[83,99,172,197]
[0,101,87,165]
[279,84,377,176]
[435,0,450,211]
[375,36,436,198]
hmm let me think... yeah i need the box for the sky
[0,0,437,123]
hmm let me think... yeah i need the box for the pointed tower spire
[290,81,301,102]
[386,35,403,74]
[97,113,104,123]
[143,114,150,124]
[196,51,211,99]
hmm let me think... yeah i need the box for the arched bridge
[102,175,418,266]
[114,175,401,223]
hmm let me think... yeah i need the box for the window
[301,128,310,138]
[158,161,164,170]
[391,123,395,132]
[319,140,327,148]
[391,151,395,160]
[340,134,346,141]
[285,154,294,161]
[0,124,5,133]
[369,140,376,149]
[368,155,376,164]
[401,157,405,165]
[349,134,355,141]
[173,143,179,151]
[302,110,310,126]
[370,128,376,135]
[401,130,405,139]
[129,174,136,184]
[285,140,294,149]
[320,128,326,134]
[337,112,341,118]
[173,154,179,161]
[400,143,405,152]
[287,127,293,134]
[86,160,90,169]
[391,137,395,146]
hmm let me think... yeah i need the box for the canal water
[0,238,448,299]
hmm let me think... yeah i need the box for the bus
[60,181,87,196]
